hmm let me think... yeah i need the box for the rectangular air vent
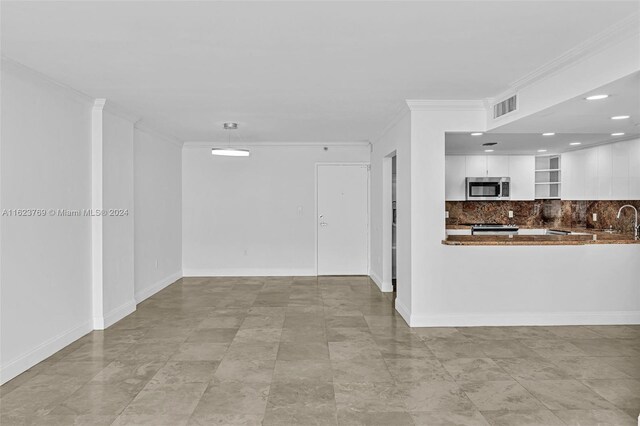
[493,95,517,118]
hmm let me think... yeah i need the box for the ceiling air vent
[493,95,517,119]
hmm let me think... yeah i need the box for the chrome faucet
[617,205,639,240]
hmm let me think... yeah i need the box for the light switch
[592,213,598,222]
[508,210,514,218]
[297,206,303,216]
[445,211,449,219]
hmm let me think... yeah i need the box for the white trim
[0,320,93,385]
[369,271,392,293]
[1,56,94,106]
[135,122,184,148]
[182,141,371,149]
[93,300,136,330]
[408,311,640,328]
[102,100,141,124]
[406,99,486,112]
[395,297,411,325]
[135,271,183,304]
[91,100,105,325]
[488,13,640,107]
[371,102,411,145]
[183,269,315,278]
[509,13,639,95]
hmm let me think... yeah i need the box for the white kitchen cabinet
[446,155,535,201]
[509,156,535,200]
[561,138,640,200]
[465,156,487,177]
[487,156,510,177]
[445,156,466,201]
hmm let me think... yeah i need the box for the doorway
[391,155,397,292]
[316,163,369,275]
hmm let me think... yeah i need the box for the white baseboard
[182,268,316,277]
[369,272,393,293]
[395,297,411,325]
[135,270,182,304]
[408,311,640,327]
[0,320,93,385]
[93,299,137,330]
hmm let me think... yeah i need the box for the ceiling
[446,72,640,155]
[2,1,638,143]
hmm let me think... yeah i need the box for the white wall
[369,113,412,319]
[405,105,640,327]
[0,60,93,383]
[134,127,183,302]
[562,138,640,200]
[182,143,370,276]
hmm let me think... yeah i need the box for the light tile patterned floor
[1,276,639,425]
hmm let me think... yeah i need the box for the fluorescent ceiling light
[569,142,582,146]
[542,133,555,136]
[471,132,483,136]
[484,149,494,152]
[211,148,250,157]
[611,115,630,120]
[611,133,625,136]
[585,94,609,100]
[537,149,547,153]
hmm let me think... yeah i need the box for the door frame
[315,162,371,276]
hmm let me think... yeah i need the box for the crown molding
[2,55,94,106]
[370,101,411,145]
[406,99,486,112]
[490,12,640,104]
[134,121,184,148]
[182,141,371,149]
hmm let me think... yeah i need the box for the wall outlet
[592,213,598,222]
[508,210,514,218]
[445,211,449,219]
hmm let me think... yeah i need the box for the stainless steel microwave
[466,177,510,200]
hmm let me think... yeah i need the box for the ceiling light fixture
[538,149,548,153]
[569,142,582,146]
[542,133,555,136]
[611,115,630,120]
[585,94,609,100]
[611,132,625,136]
[484,149,494,153]
[212,123,250,157]
[471,132,483,136]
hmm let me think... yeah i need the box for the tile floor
[1,276,639,425]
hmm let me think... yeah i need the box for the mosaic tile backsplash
[445,200,640,233]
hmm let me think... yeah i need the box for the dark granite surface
[446,200,640,234]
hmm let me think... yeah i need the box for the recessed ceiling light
[484,149,494,153]
[611,115,630,120]
[611,132,625,136]
[471,132,483,136]
[585,94,609,100]
[542,133,555,136]
[538,149,548,153]
[569,142,582,146]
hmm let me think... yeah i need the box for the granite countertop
[443,226,640,246]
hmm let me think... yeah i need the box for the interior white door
[317,164,369,275]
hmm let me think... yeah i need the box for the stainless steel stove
[471,224,519,235]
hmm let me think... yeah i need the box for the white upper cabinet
[509,156,535,200]
[445,155,535,201]
[487,156,510,177]
[445,156,466,201]
[465,156,487,177]
[561,138,640,200]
